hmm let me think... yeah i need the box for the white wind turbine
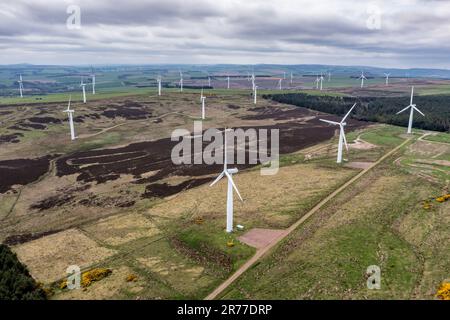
[314,76,320,90]
[80,78,87,103]
[201,96,206,120]
[319,73,324,90]
[227,75,230,89]
[359,71,367,88]
[251,73,255,90]
[210,128,243,233]
[200,87,204,102]
[91,70,96,95]
[396,86,425,134]
[384,73,390,86]
[179,71,183,92]
[63,95,76,141]
[319,103,357,164]
[208,75,211,87]
[278,78,282,90]
[157,75,162,96]
[253,85,258,104]
[18,74,24,98]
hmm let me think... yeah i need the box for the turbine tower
[18,74,24,98]
[253,85,258,104]
[227,76,230,89]
[396,86,425,134]
[208,76,211,87]
[210,128,243,233]
[157,75,162,96]
[200,87,204,102]
[384,73,390,86]
[201,96,206,120]
[290,72,293,86]
[251,73,255,90]
[179,71,183,92]
[319,103,357,164]
[63,95,76,141]
[278,78,282,90]
[319,74,324,90]
[80,78,87,103]
[91,69,96,95]
[359,71,367,88]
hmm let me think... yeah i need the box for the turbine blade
[319,119,340,126]
[396,105,411,114]
[225,172,243,201]
[413,106,425,116]
[410,86,414,105]
[209,172,225,187]
[342,103,357,122]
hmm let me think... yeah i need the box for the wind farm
[0,0,449,305]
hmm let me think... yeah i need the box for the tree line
[267,93,450,132]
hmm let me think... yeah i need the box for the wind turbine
[18,74,24,98]
[314,76,320,90]
[227,75,230,89]
[319,73,324,90]
[384,73,390,86]
[179,71,183,92]
[80,78,87,103]
[63,95,76,141]
[91,68,96,95]
[396,86,425,134]
[319,103,357,164]
[253,85,258,104]
[251,73,255,90]
[208,75,211,87]
[278,78,282,90]
[210,128,243,233]
[200,87,204,102]
[157,75,162,96]
[359,71,367,88]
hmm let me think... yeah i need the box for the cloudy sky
[0,0,449,68]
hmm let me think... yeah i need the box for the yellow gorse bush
[81,268,112,288]
[435,194,450,203]
[436,282,450,300]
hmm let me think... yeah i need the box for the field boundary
[205,134,415,300]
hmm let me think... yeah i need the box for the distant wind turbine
[63,95,76,141]
[227,75,230,89]
[80,78,87,103]
[384,73,390,86]
[179,71,183,92]
[18,74,24,98]
[319,103,357,163]
[314,76,320,90]
[359,71,367,88]
[208,75,211,87]
[278,78,282,90]
[210,128,243,233]
[396,86,425,134]
[253,85,258,104]
[91,68,96,95]
[157,75,162,96]
[319,73,324,90]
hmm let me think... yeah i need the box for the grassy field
[219,129,449,300]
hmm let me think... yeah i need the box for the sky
[0,0,449,69]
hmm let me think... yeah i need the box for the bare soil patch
[238,228,285,249]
